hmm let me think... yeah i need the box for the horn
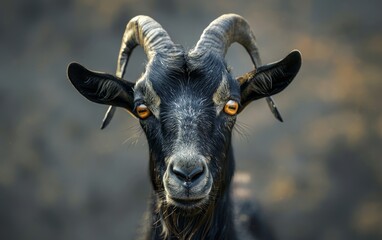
[192,13,283,122]
[101,15,176,129]
[192,13,261,66]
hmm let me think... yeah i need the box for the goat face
[138,53,241,209]
[67,14,302,212]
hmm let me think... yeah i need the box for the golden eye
[136,104,151,119]
[224,100,239,115]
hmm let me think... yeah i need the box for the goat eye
[224,100,239,115]
[136,104,151,119]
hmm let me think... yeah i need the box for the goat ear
[238,50,302,111]
[67,62,135,113]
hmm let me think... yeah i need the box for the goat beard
[155,194,216,240]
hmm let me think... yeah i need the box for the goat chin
[163,181,213,210]
[166,195,210,210]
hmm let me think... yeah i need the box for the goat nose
[171,164,205,183]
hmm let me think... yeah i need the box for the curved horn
[193,14,283,122]
[193,13,261,67]
[101,15,176,129]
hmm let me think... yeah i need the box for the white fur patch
[144,80,161,118]
[212,75,230,114]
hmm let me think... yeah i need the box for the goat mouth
[168,197,206,208]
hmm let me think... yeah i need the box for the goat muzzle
[164,153,213,208]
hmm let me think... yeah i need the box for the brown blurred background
[1,0,381,239]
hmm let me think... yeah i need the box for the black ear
[67,63,135,113]
[239,50,302,111]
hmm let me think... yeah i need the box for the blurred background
[1,0,381,239]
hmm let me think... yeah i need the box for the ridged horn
[192,13,261,67]
[101,15,176,129]
[192,13,283,122]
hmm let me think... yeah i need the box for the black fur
[136,50,239,239]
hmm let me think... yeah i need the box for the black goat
[67,14,302,240]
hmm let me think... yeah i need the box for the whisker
[122,124,144,146]
[233,120,251,142]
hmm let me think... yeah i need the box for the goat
[67,14,302,240]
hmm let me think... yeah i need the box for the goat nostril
[172,165,205,182]
[188,166,204,181]
[172,166,188,181]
